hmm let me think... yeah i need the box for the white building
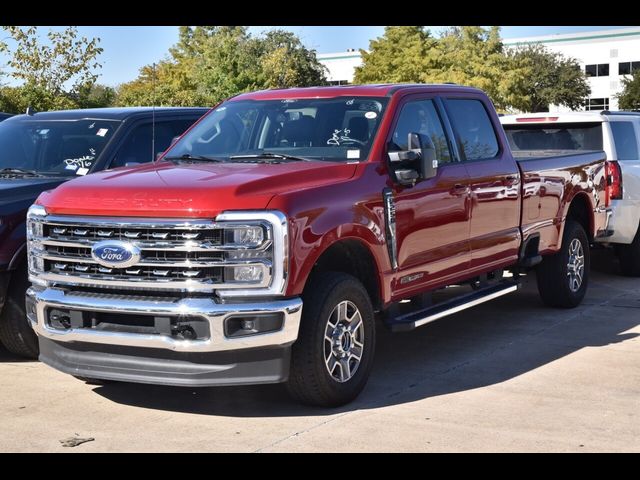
[317,27,640,112]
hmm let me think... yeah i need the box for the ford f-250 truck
[25,85,611,406]
[0,107,207,358]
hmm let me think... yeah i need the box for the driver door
[389,96,472,300]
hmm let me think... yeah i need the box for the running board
[386,282,520,332]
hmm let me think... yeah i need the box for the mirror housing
[388,132,438,186]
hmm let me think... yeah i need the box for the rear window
[445,99,499,161]
[504,122,603,152]
[610,121,639,160]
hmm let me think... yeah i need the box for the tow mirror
[388,132,438,186]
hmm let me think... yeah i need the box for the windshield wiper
[164,154,227,163]
[229,153,313,162]
[0,167,45,177]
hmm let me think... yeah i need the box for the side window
[389,99,452,163]
[111,121,182,168]
[610,121,639,161]
[445,99,499,161]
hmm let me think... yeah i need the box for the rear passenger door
[110,117,199,169]
[443,96,521,271]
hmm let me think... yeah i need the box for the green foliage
[617,70,640,110]
[354,26,590,112]
[0,26,107,112]
[507,44,590,112]
[116,27,327,107]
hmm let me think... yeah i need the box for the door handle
[504,175,519,186]
[451,183,470,195]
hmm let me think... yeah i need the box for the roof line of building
[504,30,640,46]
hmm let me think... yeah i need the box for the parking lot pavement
[1,249,639,452]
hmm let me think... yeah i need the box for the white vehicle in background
[501,111,640,276]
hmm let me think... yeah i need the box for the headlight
[27,204,47,277]
[27,204,47,239]
[216,211,288,298]
[224,226,265,247]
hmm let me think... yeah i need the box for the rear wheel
[287,272,376,407]
[536,220,590,308]
[0,265,39,359]
[616,229,640,276]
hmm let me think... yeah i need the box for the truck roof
[501,111,640,125]
[233,83,484,101]
[3,107,210,122]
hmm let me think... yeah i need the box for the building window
[585,63,610,77]
[585,98,609,111]
[619,61,640,75]
[328,80,349,86]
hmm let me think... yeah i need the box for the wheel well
[308,240,381,311]
[567,195,593,241]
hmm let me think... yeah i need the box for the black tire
[536,220,590,308]
[287,272,376,407]
[0,264,39,359]
[616,229,640,277]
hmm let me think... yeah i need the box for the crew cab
[0,107,208,358]
[501,111,640,275]
[25,85,610,406]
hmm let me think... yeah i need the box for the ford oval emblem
[91,240,141,269]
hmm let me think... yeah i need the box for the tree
[0,26,105,112]
[354,26,438,84]
[354,26,526,110]
[617,70,640,110]
[116,26,327,107]
[507,44,590,112]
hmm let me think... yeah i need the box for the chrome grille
[29,215,274,293]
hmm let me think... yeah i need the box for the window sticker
[64,156,95,170]
[347,149,361,159]
[96,128,109,137]
[365,111,377,119]
[76,167,89,176]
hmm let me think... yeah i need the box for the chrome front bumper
[26,287,302,353]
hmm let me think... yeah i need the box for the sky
[0,26,634,87]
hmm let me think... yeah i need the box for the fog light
[241,319,255,330]
[224,313,284,338]
[225,265,264,282]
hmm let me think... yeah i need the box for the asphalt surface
[1,249,639,452]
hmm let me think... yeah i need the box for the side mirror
[388,132,438,186]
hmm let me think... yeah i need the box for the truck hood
[38,160,359,218]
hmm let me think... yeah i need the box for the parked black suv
[0,107,208,358]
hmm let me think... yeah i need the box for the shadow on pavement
[92,248,640,417]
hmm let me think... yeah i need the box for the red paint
[35,85,609,307]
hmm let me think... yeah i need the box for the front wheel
[536,220,590,308]
[287,272,376,407]
[0,265,39,359]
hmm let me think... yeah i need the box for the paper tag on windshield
[96,128,108,137]
[76,167,89,176]
[347,149,360,159]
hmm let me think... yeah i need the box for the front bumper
[27,287,303,386]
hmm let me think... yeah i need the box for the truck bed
[515,150,608,254]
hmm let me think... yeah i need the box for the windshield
[167,97,389,162]
[0,119,120,176]
[504,122,603,152]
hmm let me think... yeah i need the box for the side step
[386,281,520,332]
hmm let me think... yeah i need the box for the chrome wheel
[324,300,365,383]
[567,238,585,292]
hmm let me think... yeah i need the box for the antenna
[152,62,156,162]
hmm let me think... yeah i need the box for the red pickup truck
[25,84,611,406]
